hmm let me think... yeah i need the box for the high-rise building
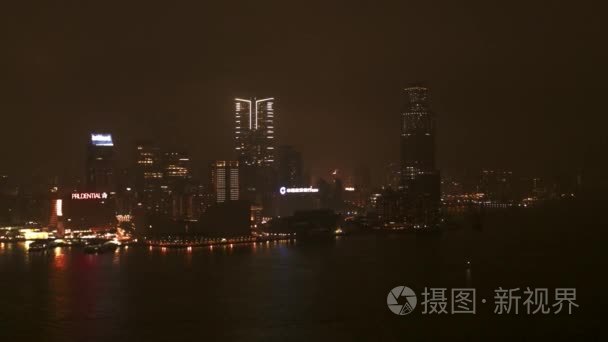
[135,141,163,191]
[234,97,277,211]
[401,86,436,181]
[86,133,116,192]
[277,145,303,187]
[395,86,441,226]
[234,97,275,167]
[162,149,193,219]
[133,141,163,215]
[163,150,192,181]
[210,161,239,203]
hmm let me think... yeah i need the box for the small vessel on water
[48,239,69,248]
[28,240,49,252]
[84,240,118,254]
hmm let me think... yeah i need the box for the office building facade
[234,97,275,167]
[210,161,239,203]
[86,133,116,192]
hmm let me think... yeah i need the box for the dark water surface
[1,201,606,341]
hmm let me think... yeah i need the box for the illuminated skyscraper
[86,133,116,192]
[210,161,239,203]
[234,97,277,211]
[234,97,275,167]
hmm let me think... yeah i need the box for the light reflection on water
[112,248,121,265]
[53,247,67,270]
[0,238,299,258]
[1,203,605,341]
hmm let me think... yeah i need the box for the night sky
[2,1,605,184]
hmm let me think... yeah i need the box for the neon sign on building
[279,186,319,195]
[91,134,114,146]
[56,199,63,216]
[71,192,108,200]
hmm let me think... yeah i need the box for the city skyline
[1,3,606,340]
[1,1,605,185]
[0,85,600,188]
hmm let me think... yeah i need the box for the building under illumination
[210,161,239,203]
[48,195,64,236]
[86,133,116,192]
[234,97,275,167]
[234,97,277,212]
[163,150,192,181]
[134,141,163,192]
[62,191,117,231]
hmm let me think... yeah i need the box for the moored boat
[28,240,49,252]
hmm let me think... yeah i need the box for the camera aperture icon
[387,286,417,315]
